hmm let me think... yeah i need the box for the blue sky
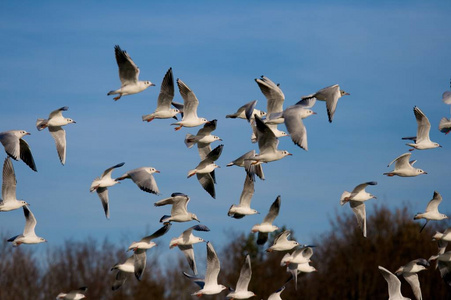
[1,1,451,264]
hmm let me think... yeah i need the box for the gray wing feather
[141,223,172,243]
[49,126,66,165]
[2,157,16,202]
[19,139,37,172]
[403,273,422,300]
[177,78,199,120]
[129,169,160,195]
[196,173,215,199]
[179,245,197,275]
[235,255,252,292]
[239,175,254,208]
[114,45,139,85]
[263,196,281,224]
[156,67,175,111]
[283,105,308,150]
[134,249,147,281]
[97,187,109,219]
[350,201,366,237]
[205,242,220,286]
[23,206,37,236]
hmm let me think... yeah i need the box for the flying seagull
[7,206,46,246]
[302,84,349,123]
[414,191,448,232]
[0,130,37,172]
[402,106,441,150]
[0,157,29,212]
[383,153,427,177]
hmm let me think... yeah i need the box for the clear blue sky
[1,1,451,263]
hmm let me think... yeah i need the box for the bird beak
[312,112,317,115]
[424,172,428,174]
[219,139,223,141]
[345,92,350,95]
[287,153,293,156]
[150,83,156,86]
[26,132,31,135]
[155,170,160,173]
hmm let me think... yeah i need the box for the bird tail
[159,215,171,223]
[401,136,417,141]
[107,90,118,96]
[340,191,351,205]
[142,113,154,122]
[184,134,196,148]
[413,213,422,220]
[36,119,48,131]
[225,114,237,118]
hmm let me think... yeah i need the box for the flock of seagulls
[1,44,450,299]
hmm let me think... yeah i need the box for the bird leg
[113,95,121,101]
[147,117,154,122]
[174,125,183,131]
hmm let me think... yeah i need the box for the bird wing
[403,273,422,300]
[114,45,139,85]
[273,230,290,245]
[294,97,316,108]
[235,255,252,292]
[255,76,285,118]
[96,187,109,219]
[387,153,411,169]
[112,270,129,291]
[239,175,255,208]
[134,249,147,281]
[283,105,308,150]
[179,245,197,275]
[438,259,451,286]
[378,266,404,299]
[48,106,68,119]
[19,138,37,172]
[156,67,175,111]
[203,144,224,164]
[263,196,281,224]
[171,196,190,216]
[351,181,377,194]
[425,191,442,213]
[197,119,217,136]
[196,173,215,199]
[177,78,199,120]
[0,132,20,161]
[254,115,278,154]
[257,232,269,245]
[129,169,160,195]
[350,201,367,237]
[141,223,172,243]
[23,206,37,236]
[2,157,17,202]
[413,106,431,143]
[197,143,211,161]
[101,162,125,179]
[49,126,67,165]
[205,242,221,286]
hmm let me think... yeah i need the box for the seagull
[439,116,451,134]
[142,67,180,122]
[169,224,210,275]
[171,78,208,130]
[36,106,76,165]
[56,287,88,300]
[107,45,155,101]
[89,162,125,219]
[252,196,281,245]
[116,166,160,195]
[228,174,259,219]
[383,153,427,177]
[111,251,146,290]
[154,192,199,223]
[184,119,222,154]
[285,254,317,291]
[402,106,441,150]
[428,251,451,287]
[226,150,265,181]
[340,181,377,237]
[7,206,46,246]
[281,98,317,151]
[395,258,430,300]
[281,246,314,266]
[248,116,292,166]
[183,242,227,297]
[226,255,256,299]
[414,191,448,232]
[226,100,266,121]
[302,84,349,123]
[378,266,411,300]
[0,158,29,212]
[267,286,285,300]
[432,227,451,249]
[255,76,285,124]
[127,222,171,252]
[266,230,299,252]
[0,130,37,172]
[187,144,223,199]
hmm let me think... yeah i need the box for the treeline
[0,204,450,299]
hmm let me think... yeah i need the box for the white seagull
[414,191,448,232]
[7,206,46,246]
[302,84,349,123]
[383,153,427,177]
[267,286,285,300]
[142,67,180,122]
[248,116,292,166]
[378,266,411,300]
[0,130,37,172]
[226,150,265,181]
[0,157,29,212]
[184,119,222,154]
[36,106,76,165]
[107,45,155,101]
[56,287,88,300]
[127,222,171,252]
[171,78,208,130]
[395,258,429,300]
[111,251,146,290]
[187,144,223,199]
[340,181,377,237]
[227,255,256,299]
[402,106,441,150]
[154,192,200,223]
[169,224,210,275]
[89,162,125,219]
[228,174,259,219]
[266,230,299,252]
[184,242,227,297]
[226,100,266,121]
[252,196,281,245]
[116,166,160,195]
[281,246,314,266]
